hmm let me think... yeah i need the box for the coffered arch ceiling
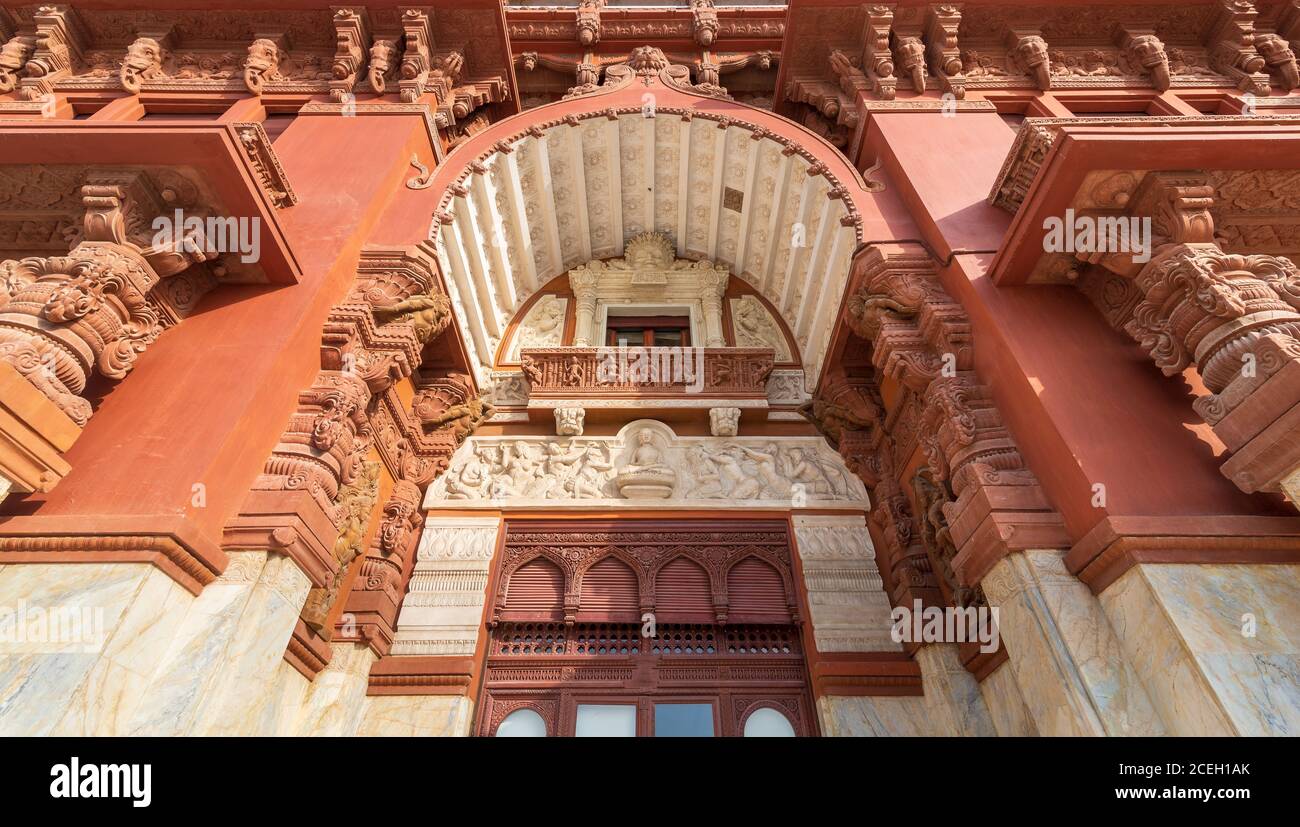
[424,77,878,391]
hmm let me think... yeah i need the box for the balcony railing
[519,347,774,399]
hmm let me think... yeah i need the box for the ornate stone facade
[0,0,1296,746]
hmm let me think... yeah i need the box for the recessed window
[575,704,637,737]
[744,707,796,737]
[496,708,547,737]
[654,703,714,737]
[606,314,691,347]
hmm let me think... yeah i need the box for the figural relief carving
[429,420,866,508]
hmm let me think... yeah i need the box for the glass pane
[575,704,636,737]
[651,329,684,347]
[654,703,714,737]
[743,707,796,737]
[613,330,645,347]
[496,708,547,737]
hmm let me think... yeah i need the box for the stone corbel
[925,4,965,99]
[890,15,928,93]
[347,479,425,654]
[367,33,402,95]
[412,371,492,445]
[0,172,215,426]
[834,422,943,615]
[1074,171,1300,504]
[692,0,720,48]
[0,12,36,95]
[1280,0,1300,61]
[554,406,585,436]
[16,4,88,101]
[1205,0,1270,95]
[1004,25,1051,90]
[300,459,381,636]
[244,32,289,95]
[120,28,174,94]
[783,76,852,147]
[845,248,972,393]
[858,5,897,100]
[576,0,604,48]
[1114,25,1170,92]
[329,6,372,102]
[228,245,448,588]
[398,7,433,104]
[429,48,467,125]
[1254,32,1299,91]
[709,406,740,437]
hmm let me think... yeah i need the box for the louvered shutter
[578,557,640,621]
[726,557,791,622]
[654,557,714,622]
[504,558,565,620]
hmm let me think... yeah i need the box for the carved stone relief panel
[504,294,567,361]
[427,419,868,510]
[730,294,792,361]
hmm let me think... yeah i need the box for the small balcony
[519,346,775,425]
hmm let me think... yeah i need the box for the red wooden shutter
[655,557,714,621]
[578,557,639,620]
[726,557,790,622]
[505,558,564,619]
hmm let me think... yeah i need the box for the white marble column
[290,642,376,736]
[570,270,599,346]
[1099,562,1300,736]
[980,549,1165,736]
[123,551,309,736]
[0,562,194,736]
[915,643,998,736]
[978,660,1039,736]
[357,695,475,736]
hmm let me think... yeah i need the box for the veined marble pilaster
[792,514,899,652]
[188,554,311,735]
[0,562,192,736]
[123,551,308,736]
[1099,563,1300,736]
[981,550,1164,736]
[816,695,933,736]
[291,642,376,736]
[915,643,998,736]
[391,517,499,656]
[356,694,474,736]
[979,660,1039,737]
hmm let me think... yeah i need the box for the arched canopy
[419,62,882,392]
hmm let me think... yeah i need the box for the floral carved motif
[0,171,217,425]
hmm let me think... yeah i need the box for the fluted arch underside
[430,106,860,389]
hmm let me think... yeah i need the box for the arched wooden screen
[654,557,714,622]
[726,557,791,623]
[503,557,564,620]
[578,557,640,621]
[480,520,816,736]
